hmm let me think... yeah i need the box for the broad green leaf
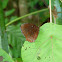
[6,25,25,58]
[0,48,14,62]
[5,9,15,17]
[2,0,9,9]
[21,23,62,62]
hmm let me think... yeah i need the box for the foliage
[28,0,49,24]
[6,25,25,58]
[0,48,14,62]
[21,23,62,62]
[5,9,15,17]
[5,8,48,27]
[39,10,49,23]
[2,0,9,9]
[54,0,62,24]
[51,0,62,24]
[0,0,9,53]
[0,0,62,62]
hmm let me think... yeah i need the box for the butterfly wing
[21,23,39,42]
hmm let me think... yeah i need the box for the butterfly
[21,23,39,42]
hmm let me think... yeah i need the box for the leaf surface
[21,23,62,62]
[0,48,14,62]
[2,0,9,9]
[7,25,25,58]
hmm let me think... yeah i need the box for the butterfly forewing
[21,23,39,42]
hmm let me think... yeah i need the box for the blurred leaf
[0,0,9,53]
[5,18,8,24]
[45,0,49,5]
[10,16,18,21]
[0,48,14,62]
[5,9,15,17]
[28,0,38,8]
[13,58,23,62]
[60,0,62,2]
[34,0,38,4]
[39,10,49,23]
[6,25,25,58]
[39,2,44,6]
[51,0,62,24]
[54,0,62,24]
[2,0,9,9]
[50,0,55,9]
[29,1,35,8]
[21,23,62,62]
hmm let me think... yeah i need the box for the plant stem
[49,0,52,23]
[5,8,48,27]
[0,0,8,53]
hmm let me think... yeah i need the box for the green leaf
[39,10,49,23]
[2,0,9,9]
[51,0,55,9]
[13,58,23,62]
[45,0,49,5]
[6,25,25,58]
[28,0,38,8]
[51,0,62,24]
[5,9,15,17]
[60,0,62,2]
[54,0,62,24]
[21,23,62,62]
[0,0,9,53]
[39,2,44,6]
[10,16,18,21]
[5,18,8,24]
[0,48,14,62]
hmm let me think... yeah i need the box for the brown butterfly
[21,23,39,42]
